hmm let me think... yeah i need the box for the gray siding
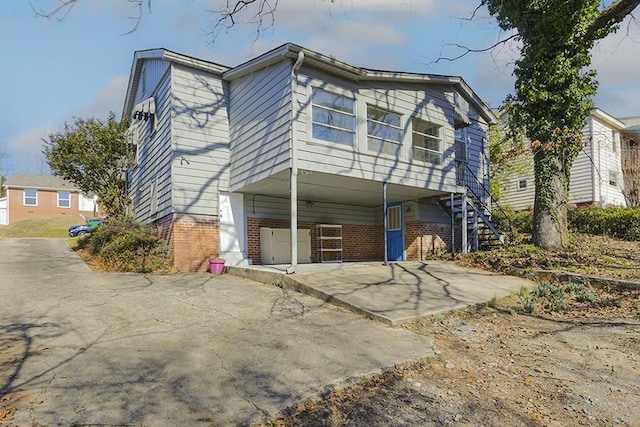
[246,194,379,225]
[170,64,230,215]
[229,60,292,191]
[128,67,173,223]
[293,68,463,194]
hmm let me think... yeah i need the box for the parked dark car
[68,217,103,237]
[68,224,89,237]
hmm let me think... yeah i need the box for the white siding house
[501,109,631,211]
[123,44,498,272]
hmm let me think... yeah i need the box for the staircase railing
[456,160,515,244]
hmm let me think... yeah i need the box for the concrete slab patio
[228,261,536,325]
[0,239,435,426]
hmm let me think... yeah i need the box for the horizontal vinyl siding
[171,64,230,215]
[128,70,173,223]
[294,69,460,194]
[500,159,535,211]
[246,194,379,225]
[588,117,626,206]
[568,143,595,204]
[229,61,292,191]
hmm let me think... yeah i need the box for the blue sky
[2,0,639,175]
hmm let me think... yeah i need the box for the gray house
[123,44,498,272]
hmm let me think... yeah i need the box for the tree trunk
[532,149,570,248]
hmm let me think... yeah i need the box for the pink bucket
[209,259,225,275]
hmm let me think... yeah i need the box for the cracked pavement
[0,239,434,426]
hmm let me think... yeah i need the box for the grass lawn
[0,216,84,239]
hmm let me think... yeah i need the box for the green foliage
[568,207,640,241]
[86,221,174,273]
[488,118,530,202]
[492,206,533,236]
[481,0,638,249]
[43,112,133,219]
[517,281,599,313]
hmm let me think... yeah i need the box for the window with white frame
[57,191,71,208]
[609,171,618,187]
[310,87,355,146]
[367,106,402,156]
[24,189,37,206]
[518,179,527,190]
[412,118,442,165]
[611,130,617,152]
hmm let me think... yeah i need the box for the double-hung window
[367,106,402,156]
[57,191,71,208]
[311,87,355,146]
[412,118,442,165]
[24,189,37,206]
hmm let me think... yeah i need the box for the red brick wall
[154,213,219,272]
[405,220,452,260]
[7,188,94,224]
[247,217,384,264]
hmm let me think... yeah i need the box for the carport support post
[288,167,298,274]
[461,192,468,254]
[450,193,455,255]
[383,182,388,266]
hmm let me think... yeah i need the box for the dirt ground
[266,285,640,426]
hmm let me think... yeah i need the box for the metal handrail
[456,160,515,244]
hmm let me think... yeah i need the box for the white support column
[383,182,388,266]
[450,193,455,255]
[461,192,468,254]
[472,203,479,252]
[286,51,304,275]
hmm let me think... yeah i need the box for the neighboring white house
[0,197,7,225]
[122,43,498,272]
[501,108,634,211]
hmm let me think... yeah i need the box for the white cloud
[75,75,129,119]
[4,124,54,174]
[591,18,640,117]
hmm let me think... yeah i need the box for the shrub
[86,221,174,273]
[492,206,533,237]
[568,207,640,241]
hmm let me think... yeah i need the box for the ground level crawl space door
[260,228,311,265]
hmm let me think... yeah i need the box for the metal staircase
[442,161,513,253]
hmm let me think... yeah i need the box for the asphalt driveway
[0,239,434,426]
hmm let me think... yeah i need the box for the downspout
[286,50,304,275]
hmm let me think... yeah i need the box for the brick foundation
[156,214,454,270]
[155,213,219,272]
[405,220,452,260]
[247,217,384,264]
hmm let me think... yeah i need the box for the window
[611,130,617,152]
[57,191,71,208]
[518,179,527,190]
[24,189,37,206]
[387,205,402,231]
[412,118,442,165]
[609,171,618,187]
[367,106,402,156]
[311,87,355,146]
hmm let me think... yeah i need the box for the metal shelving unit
[316,224,343,263]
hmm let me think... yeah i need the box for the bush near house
[77,221,175,273]
[568,207,640,241]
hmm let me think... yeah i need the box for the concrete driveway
[0,239,434,426]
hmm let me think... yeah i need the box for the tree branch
[431,33,519,64]
[586,0,640,40]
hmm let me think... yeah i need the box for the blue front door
[386,203,403,261]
